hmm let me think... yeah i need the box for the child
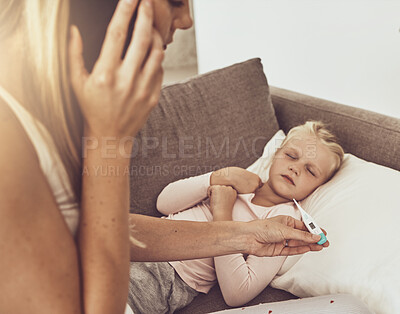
[128,121,344,313]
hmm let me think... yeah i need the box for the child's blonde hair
[281,121,344,179]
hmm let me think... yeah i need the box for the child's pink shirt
[156,172,301,306]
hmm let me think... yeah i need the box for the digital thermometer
[293,199,327,245]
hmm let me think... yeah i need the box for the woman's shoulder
[0,98,41,178]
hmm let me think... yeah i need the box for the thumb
[68,25,89,98]
[283,225,321,243]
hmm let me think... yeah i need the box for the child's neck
[251,182,289,207]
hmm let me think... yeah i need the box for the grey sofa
[129,58,400,313]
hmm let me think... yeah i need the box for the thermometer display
[293,199,327,245]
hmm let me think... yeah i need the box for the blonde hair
[281,121,344,178]
[0,0,82,199]
[0,0,146,247]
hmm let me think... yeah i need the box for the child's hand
[208,185,237,220]
[210,167,262,194]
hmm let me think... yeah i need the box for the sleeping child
[128,121,344,314]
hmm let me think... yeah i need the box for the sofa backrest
[270,87,400,172]
[130,59,279,216]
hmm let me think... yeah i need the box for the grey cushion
[129,58,279,216]
[270,86,400,171]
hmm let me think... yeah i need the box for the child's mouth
[282,175,295,185]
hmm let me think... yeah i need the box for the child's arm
[156,172,212,215]
[214,253,286,307]
[209,187,293,307]
[157,167,262,216]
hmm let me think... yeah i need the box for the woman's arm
[0,103,82,314]
[78,143,131,314]
[129,215,326,262]
[130,182,327,262]
[156,172,212,215]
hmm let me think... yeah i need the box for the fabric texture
[0,85,79,236]
[128,262,198,314]
[270,154,400,314]
[157,171,300,306]
[129,58,279,217]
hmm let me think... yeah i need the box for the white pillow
[269,154,400,314]
[246,130,286,181]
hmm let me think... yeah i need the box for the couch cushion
[129,58,279,216]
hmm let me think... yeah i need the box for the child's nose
[289,165,299,175]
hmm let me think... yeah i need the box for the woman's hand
[245,215,329,257]
[210,167,262,194]
[69,0,163,139]
[207,185,237,220]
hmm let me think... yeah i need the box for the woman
[0,0,325,313]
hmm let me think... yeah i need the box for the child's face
[268,135,337,201]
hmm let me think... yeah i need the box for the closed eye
[307,167,315,177]
[286,153,297,159]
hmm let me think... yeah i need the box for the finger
[290,217,310,231]
[96,0,139,70]
[281,246,311,256]
[122,0,155,77]
[136,29,164,92]
[68,25,89,99]
[307,244,324,251]
[321,228,328,236]
[322,239,330,247]
[207,186,212,198]
[282,224,322,244]
[124,66,163,136]
[287,237,330,248]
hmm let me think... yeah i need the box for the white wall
[193,0,400,118]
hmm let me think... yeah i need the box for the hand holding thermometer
[293,199,327,245]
